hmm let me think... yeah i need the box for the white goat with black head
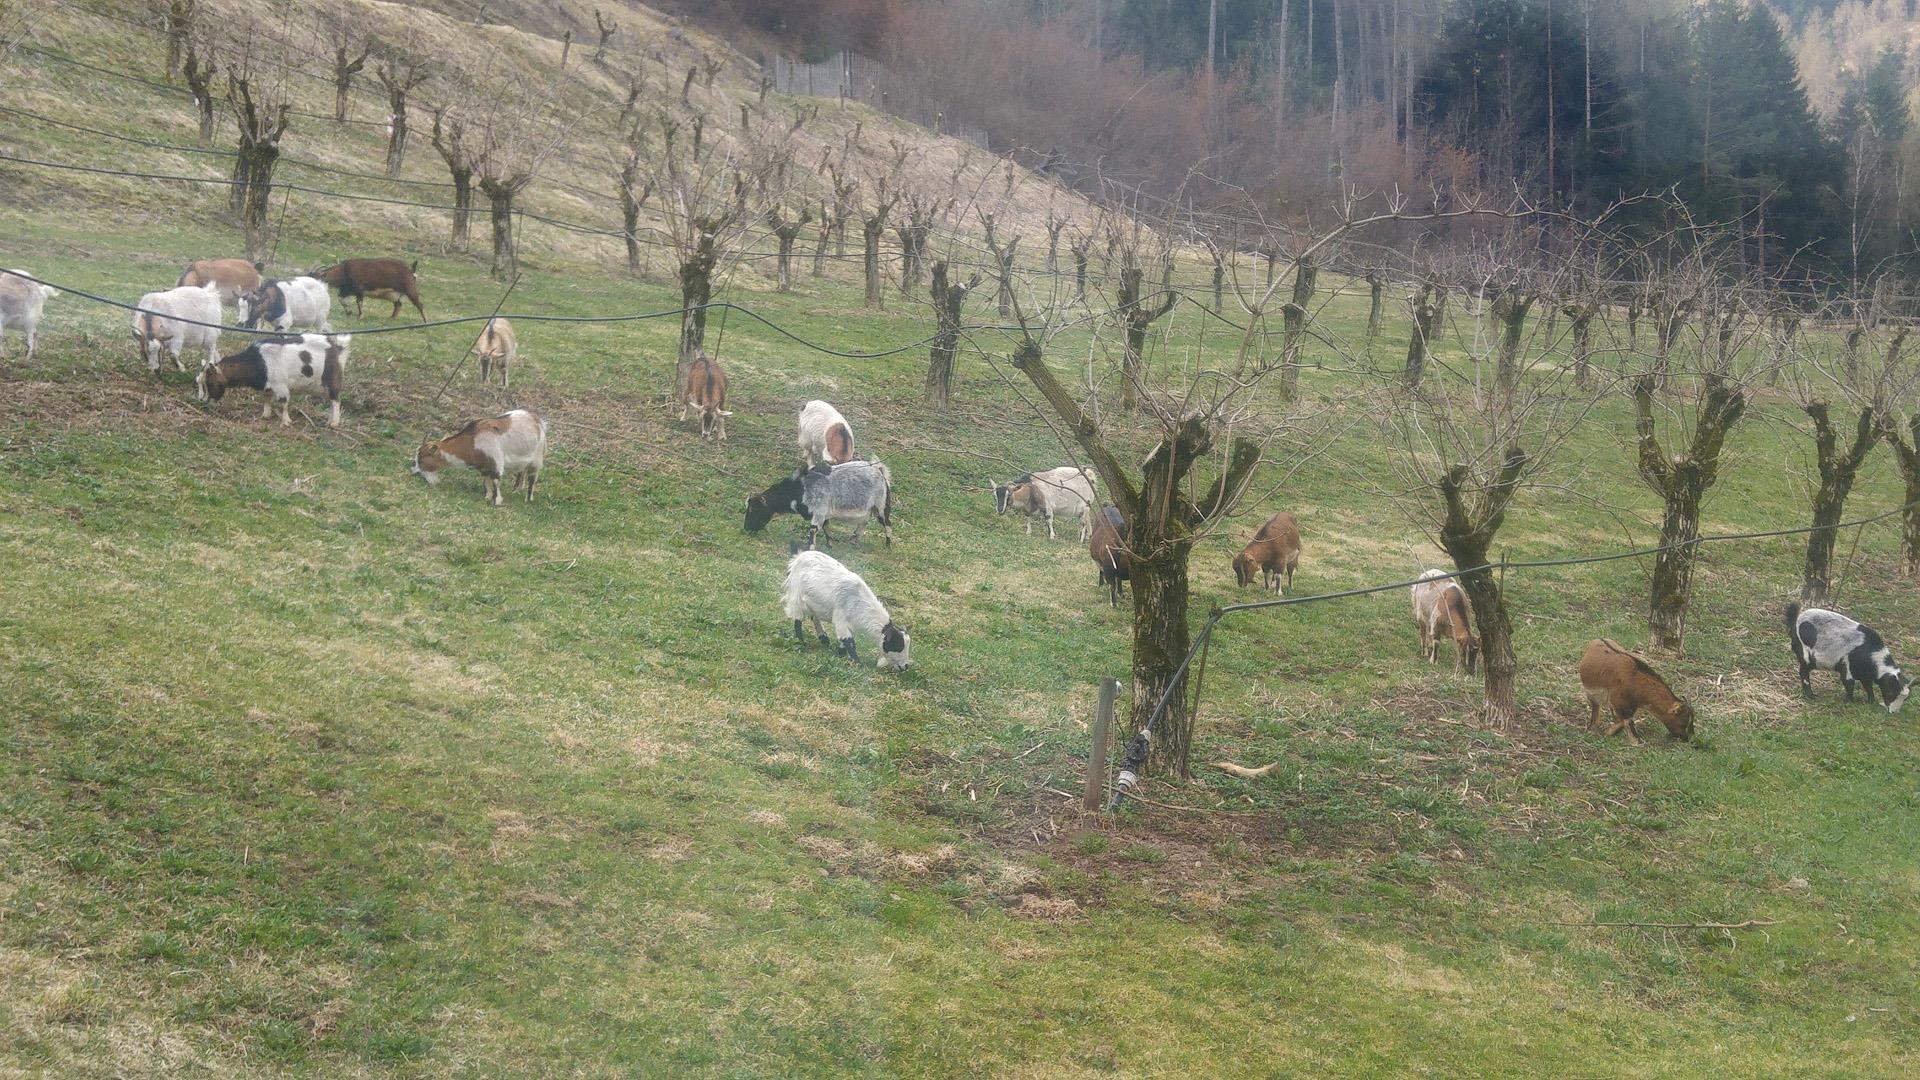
[1787,603,1911,712]
[782,549,910,669]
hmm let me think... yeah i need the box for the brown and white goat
[1577,638,1695,744]
[1410,569,1479,674]
[472,317,517,388]
[681,353,731,440]
[412,408,548,506]
[1232,511,1302,593]
[1089,505,1131,608]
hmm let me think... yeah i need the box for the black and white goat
[1787,603,1911,713]
[782,549,910,669]
[238,276,331,332]
[745,460,894,548]
[198,333,350,427]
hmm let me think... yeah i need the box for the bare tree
[429,103,478,251]
[181,30,220,145]
[894,194,950,297]
[1787,317,1913,602]
[925,260,980,406]
[223,30,292,261]
[767,203,811,292]
[1364,268,1386,339]
[376,47,431,178]
[322,14,371,123]
[1882,413,1920,578]
[1278,254,1318,399]
[1067,227,1092,301]
[1629,257,1763,652]
[857,143,909,309]
[1113,228,1176,413]
[639,106,798,394]
[468,73,566,280]
[591,9,616,65]
[162,0,195,83]
[981,212,1019,317]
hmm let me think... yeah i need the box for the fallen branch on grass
[1552,918,1782,931]
[1209,761,1281,779]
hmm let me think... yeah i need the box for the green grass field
[6,7,1920,1077]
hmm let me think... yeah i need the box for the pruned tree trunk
[183,48,218,145]
[1045,214,1065,274]
[1279,258,1317,400]
[1437,448,1527,726]
[1365,271,1385,339]
[1801,401,1879,603]
[377,60,429,179]
[677,229,719,393]
[479,177,522,280]
[925,261,977,406]
[1118,263,1175,412]
[332,45,369,123]
[1491,286,1535,396]
[1567,304,1597,390]
[1635,373,1745,652]
[431,107,476,252]
[1211,251,1226,313]
[771,208,811,293]
[862,215,886,308]
[1007,340,1260,779]
[163,0,195,83]
[1071,241,1089,301]
[1405,300,1436,387]
[226,76,290,262]
[812,203,831,277]
[1886,417,1920,578]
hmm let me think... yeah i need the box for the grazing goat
[198,333,350,427]
[1089,504,1131,608]
[0,269,57,360]
[994,466,1096,541]
[797,399,854,466]
[782,550,911,669]
[132,282,222,375]
[1232,511,1302,593]
[412,408,548,505]
[1410,569,1479,674]
[680,352,731,440]
[238,277,332,332]
[1578,639,1695,743]
[746,461,894,548]
[177,258,264,306]
[312,258,425,318]
[1787,603,1911,712]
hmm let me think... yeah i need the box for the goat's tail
[1785,601,1801,631]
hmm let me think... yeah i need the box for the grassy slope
[4,9,1920,1080]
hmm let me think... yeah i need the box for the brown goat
[177,258,264,305]
[1232,511,1302,593]
[313,258,425,319]
[1088,504,1131,608]
[681,353,732,440]
[1410,569,1479,674]
[1577,639,1695,744]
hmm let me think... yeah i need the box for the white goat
[132,282,223,375]
[782,550,910,669]
[797,399,855,467]
[0,269,58,360]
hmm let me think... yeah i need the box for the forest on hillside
[699,0,1918,282]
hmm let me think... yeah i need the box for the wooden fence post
[1083,677,1117,810]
